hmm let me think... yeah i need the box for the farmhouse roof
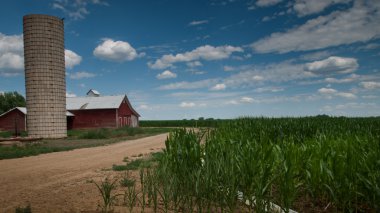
[66,95,140,117]
[0,107,74,117]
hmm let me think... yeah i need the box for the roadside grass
[0,127,174,160]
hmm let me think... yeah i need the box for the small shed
[0,107,27,132]
[66,93,140,129]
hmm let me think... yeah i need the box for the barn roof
[66,95,140,117]
[0,107,74,117]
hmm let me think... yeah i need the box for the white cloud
[251,1,380,53]
[360,81,380,90]
[148,45,243,69]
[256,0,283,7]
[305,56,358,74]
[69,71,96,79]
[52,0,109,20]
[158,79,219,90]
[65,49,82,69]
[66,92,77,98]
[93,38,144,62]
[138,104,151,110]
[1,33,84,76]
[223,61,314,88]
[254,87,284,93]
[318,87,337,94]
[187,61,203,67]
[227,96,260,105]
[325,74,360,83]
[156,70,177,79]
[318,87,356,99]
[240,96,255,103]
[0,33,24,76]
[188,20,209,26]
[79,83,86,88]
[293,0,351,17]
[336,92,357,99]
[210,83,226,91]
[179,102,196,108]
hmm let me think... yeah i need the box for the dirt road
[0,133,168,212]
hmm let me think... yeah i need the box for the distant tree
[0,92,26,114]
[198,117,204,121]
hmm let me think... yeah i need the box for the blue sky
[0,0,379,119]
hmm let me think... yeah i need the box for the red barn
[0,107,74,132]
[0,90,140,132]
[0,107,27,132]
[66,90,140,129]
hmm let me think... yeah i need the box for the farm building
[0,90,140,132]
[0,107,74,132]
[66,90,140,129]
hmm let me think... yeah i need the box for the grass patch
[120,172,136,187]
[112,164,128,171]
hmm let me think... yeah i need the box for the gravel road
[0,133,168,212]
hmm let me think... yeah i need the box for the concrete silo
[23,14,66,138]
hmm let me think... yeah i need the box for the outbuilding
[0,107,74,132]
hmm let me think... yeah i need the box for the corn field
[141,117,380,212]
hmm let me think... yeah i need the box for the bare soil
[0,133,168,213]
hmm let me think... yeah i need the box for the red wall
[69,109,117,129]
[0,109,26,132]
[117,102,139,127]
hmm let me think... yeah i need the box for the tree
[0,92,26,114]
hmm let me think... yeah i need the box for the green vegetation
[92,177,119,212]
[140,118,223,128]
[120,172,136,187]
[0,91,25,115]
[15,204,32,213]
[139,117,380,212]
[0,127,172,160]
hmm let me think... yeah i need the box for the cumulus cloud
[210,83,226,91]
[188,20,209,26]
[360,81,380,90]
[68,71,96,79]
[179,102,196,108]
[1,32,84,76]
[65,49,82,69]
[293,0,351,17]
[0,33,24,76]
[305,56,358,74]
[156,70,177,79]
[148,45,243,69]
[93,39,144,62]
[251,1,380,53]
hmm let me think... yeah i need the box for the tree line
[0,92,25,115]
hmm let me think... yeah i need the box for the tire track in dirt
[0,133,168,212]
